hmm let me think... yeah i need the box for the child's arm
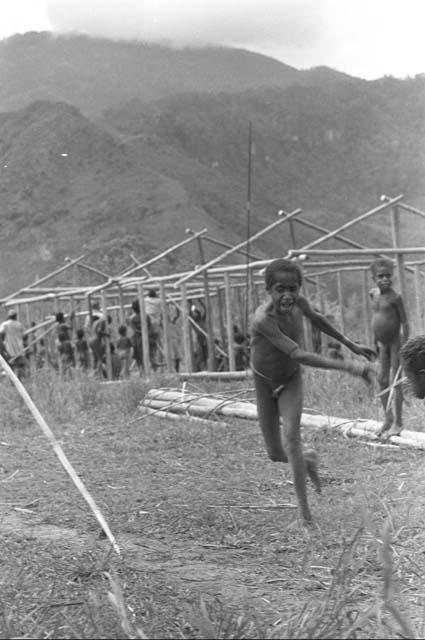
[396,295,409,343]
[291,346,374,383]
[299,296,376,360]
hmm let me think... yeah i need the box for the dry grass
[1,368,425,638]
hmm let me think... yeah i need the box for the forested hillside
[0,32,423,296]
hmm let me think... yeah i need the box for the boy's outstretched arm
[299,296,376,360]
[291,347,375,383]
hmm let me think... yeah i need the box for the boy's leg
[384,342,402,437]
[254,374,287,462]
[277,370,313,523]
[376,344,394,436]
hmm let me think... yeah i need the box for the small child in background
[369,257,409,439]
[116,324,132,378]
[57,333,75,375]
[109,343,122,380]
[75,328,89,370]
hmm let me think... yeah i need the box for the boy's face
[267,270,301,315]
[373,266,393,292]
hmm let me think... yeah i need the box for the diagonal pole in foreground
[0,355,120,556]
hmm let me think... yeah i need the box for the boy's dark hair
[118,324,127,336]
[370,257,394,276]
[76,328,85,339]
[264,259,303,289]
[131,299,140,313]
[148,289,158,298]
[55,312,65,323]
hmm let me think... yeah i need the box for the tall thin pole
[245,122,253,334]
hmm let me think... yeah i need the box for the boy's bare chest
[371,292,397,314]
[275,308,303,341]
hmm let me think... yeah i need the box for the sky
[1,0,424,80]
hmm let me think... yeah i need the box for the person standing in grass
[116,324,132,378]
[251,258,376,525]
[0,310,26,378]
[369,257,409,439]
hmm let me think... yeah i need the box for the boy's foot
[305,450,321,494]
[376,420,393,439]
[381,425,403,440]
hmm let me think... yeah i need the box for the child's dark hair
[131,299,140,313]
[370,257,394,276]
[148,289,158,298]
[264,259,303,289]
[55,311,65,323]
[118,324,127,336]
[76,328,85,339]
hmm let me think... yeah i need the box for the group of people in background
[0,289,251,380]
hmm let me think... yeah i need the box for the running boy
[369,257,409,439]
[251,258,376,525]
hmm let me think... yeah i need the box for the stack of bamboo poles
[141,388,425,450]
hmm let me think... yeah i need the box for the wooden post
[362,269,373,347]
[224,273,236,371]
[101,291,112,380]
[159,282,172,372]
[216,287,227,357]
[414,264,423,333]
[196,236,216,371]
[137,283,151,376]
[315,276,324,313]
[180,283,192,373]
[391,204,408,315]
[117,286,125,325]
[69,296,76,339]
[336,271,346,336]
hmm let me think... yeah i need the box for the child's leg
[384,341,402,437]
[277,370,313,523]
[376,343,394,435]
[253,374,287,462]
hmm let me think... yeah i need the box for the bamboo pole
[197,233,263,261]
[362,269,374,347]
[216,287,227,357]
[117,285,125,325]
[414,264,423,333]
[180,283,192,373]
[294,216,367,250]
[137,283,151,376]
[224,273,236,371]
[299,195,403,251]
[0,354,120,554]
[174,209,302,287]
[159,282,172,372]
[120,229,208,278]
[336,271,346,336]
[75,261,111,280]
[196,235,216,371]
[390,204,408,311]
[289,247,425,257]
[101,291,112,381]
[1,254,85,303]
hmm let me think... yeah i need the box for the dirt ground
[1,371,425,638]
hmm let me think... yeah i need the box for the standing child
[369,257,409,439]
[251,258,375,525]
[116,324,132,378]
[75,328,89,370]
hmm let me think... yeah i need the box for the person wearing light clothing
[0,310,26,377]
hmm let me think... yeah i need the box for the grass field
[1,368,425,639]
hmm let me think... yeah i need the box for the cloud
[46,0,322,50]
